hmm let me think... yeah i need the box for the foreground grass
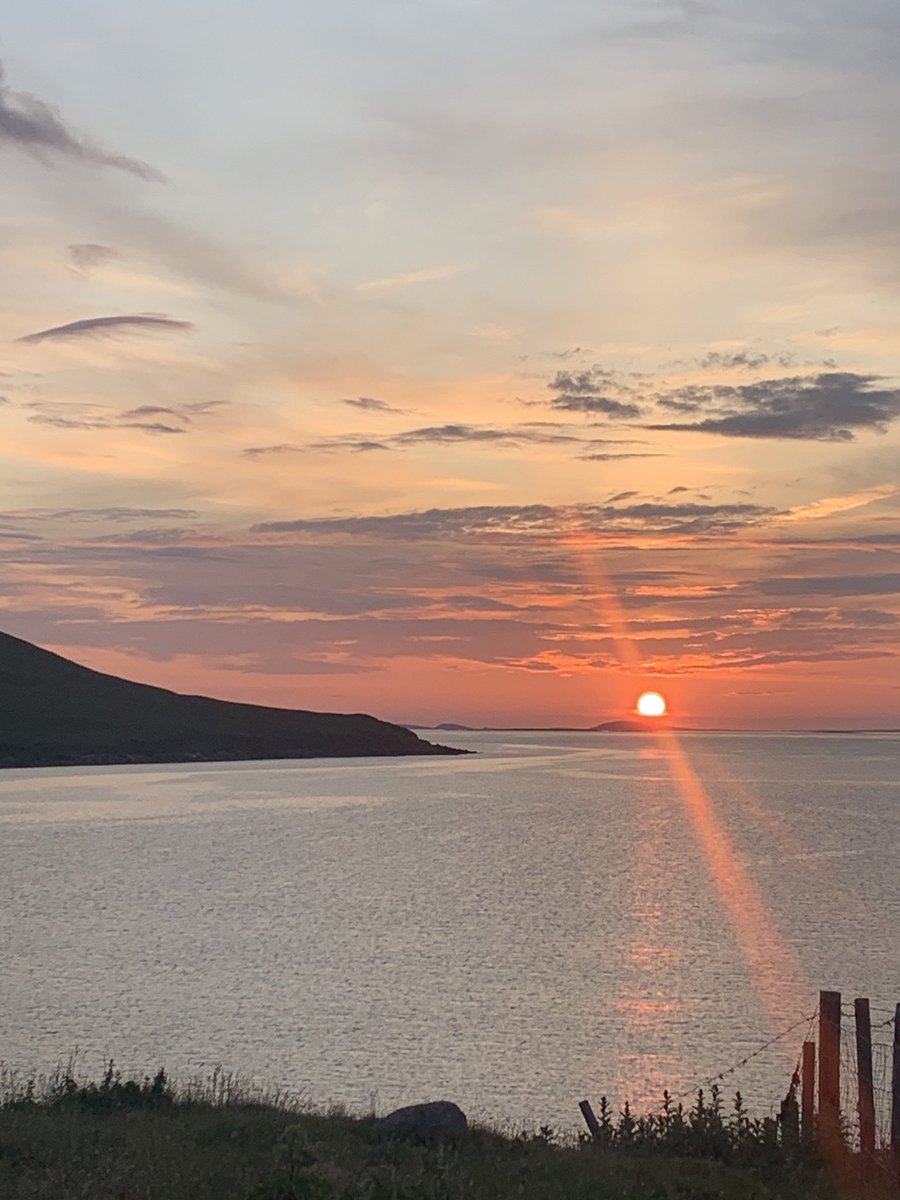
[0,1070,895,1200]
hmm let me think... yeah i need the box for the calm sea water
[1,732,898,1133]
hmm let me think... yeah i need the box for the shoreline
[0,743,470,771]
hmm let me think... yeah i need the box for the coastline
[0,740,469,770]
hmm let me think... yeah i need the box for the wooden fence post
[801,1040,816,1142]
[892,1003,900,1159]
[818,990,842,1150]
[579,1100,603,1142]
[854,998,876,1154]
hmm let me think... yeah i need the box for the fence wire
[683,998,897,1150]
[837,1005,897,1150]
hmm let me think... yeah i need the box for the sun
[636,690,667,718]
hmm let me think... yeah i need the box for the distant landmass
[420,720,900,734]
[590,719,672,732]
[0,629,464,768]
[427,720,675,733]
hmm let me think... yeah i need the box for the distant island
[425,721,900,734]
[429,719,676,733]
[0,629,464,768]
[590,719,672,733]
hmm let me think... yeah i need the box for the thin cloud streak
[0,59,164,181]
[356,264,464,291]
[341,396,406,414]
[241,424,650,459]
[241,422,643,458]
[17,314,195,344]
[581,452,665,461]
[23,397,214,436]
[253,500,775,540]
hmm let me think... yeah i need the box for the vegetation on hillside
[1,1065,895,1200]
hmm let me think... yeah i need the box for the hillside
[0,1069,875,1200]
[0,629,462,767]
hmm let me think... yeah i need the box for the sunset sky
[2,0,900,728]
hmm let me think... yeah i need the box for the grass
[1,1066,897,1199]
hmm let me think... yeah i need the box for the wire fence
[653,994,897,1152]
[838,1003,898,1150]
[671,1009,819,1104]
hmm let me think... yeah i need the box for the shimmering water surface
[1,732,898,1131]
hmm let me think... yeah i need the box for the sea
[1,731,898,1136]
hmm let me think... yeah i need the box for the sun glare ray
[654,726,809,1024]
[554,513,809,1030]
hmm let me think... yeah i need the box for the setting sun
[636,691,667,718]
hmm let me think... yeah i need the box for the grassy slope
[1,1073,890,1200]
[0,1102,851,1200]
[0,629,456,764]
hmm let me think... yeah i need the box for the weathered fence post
[854,997,876,1155]
[801,1041,816,1142]
[579,1100,603,1142]
[818,990,842,1151]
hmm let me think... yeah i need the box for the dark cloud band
[254,499,774,540]
[17,314,195,344]
[648,372,900,441]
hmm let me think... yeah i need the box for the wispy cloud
[94,208,292,302]
[697,350,795,371]
[254,499,775,540]
[39,507,198,522]
[242,444,303,460]
[27,405,186,435]
[546,369,643,419]
[0,60,164,181]
[121,405,190,425]
[241,423,640,459]
[310,438,392,453]
[356,264,464,291]
[392,424,580,447]
[242,440,390,458]
[68,243,121,273]
[776,484,898,524]
[24,398,211,436]
[580,451,664,461]
[17,314,195,344]
[341,396,406,414]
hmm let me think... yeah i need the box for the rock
[374,1100,468,1142]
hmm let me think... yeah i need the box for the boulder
[374,1100,468,1142]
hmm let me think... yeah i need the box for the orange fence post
[818,990,841,1151]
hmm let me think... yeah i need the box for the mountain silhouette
[0,629,462,767]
